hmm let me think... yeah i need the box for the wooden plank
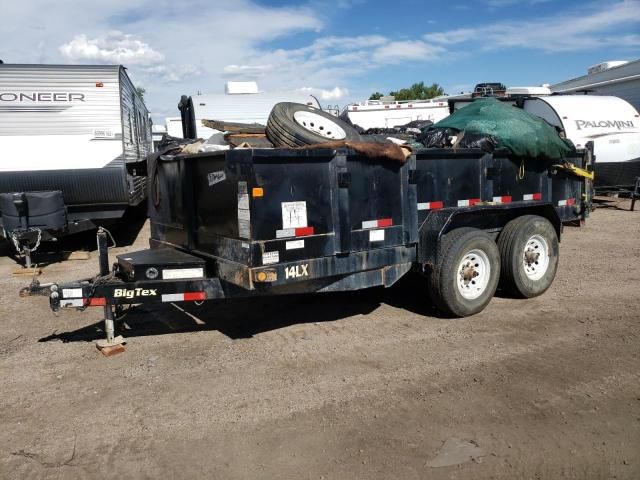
[13,267,42,277]
[201,119,266,134]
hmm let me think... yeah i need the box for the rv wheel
[497,215,559,298]
[266,102,361,147]
[427,228,500,317]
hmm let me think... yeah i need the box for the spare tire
[266,102,361,147]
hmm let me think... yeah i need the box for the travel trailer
[522,95,640,188]
[0,64,151,262]
[341,98,450,130]
[171,82,321,140]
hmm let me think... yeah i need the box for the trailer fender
[417,204,562,267]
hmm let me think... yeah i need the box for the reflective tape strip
[294,226,315,236]
[457,198,481,207]
[523,193,542,201]
[276,228,295,238]
[492,195,512,204]
[558,198,575,207]
[362,220,378,229]
[162,293,184,302]
[417,201,444,210]
[86,297,106,306]
[362,218,393,229]
[276,226,314,238]
[162,292,206,303]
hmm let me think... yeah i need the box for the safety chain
[9,228,42,255]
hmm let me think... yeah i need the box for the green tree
[387,82,444,101]
[135,86,146,100]
[369,91,384,100]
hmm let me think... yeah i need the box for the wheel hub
[522,234,550,281]
[456,249,490,300]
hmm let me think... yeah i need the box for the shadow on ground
[38,274,447,343]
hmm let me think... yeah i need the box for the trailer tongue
[34,145,592,350]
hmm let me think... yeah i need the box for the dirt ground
[0,199,639,479]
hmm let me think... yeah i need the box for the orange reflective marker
[252,187,264,198]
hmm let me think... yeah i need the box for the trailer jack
[94,228,125,355]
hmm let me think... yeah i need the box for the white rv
[522,95,640,188]
[171,81,321,140]
[340,98,450,130]
[0,64,151,246]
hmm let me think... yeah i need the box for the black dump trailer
[34,145,592,347]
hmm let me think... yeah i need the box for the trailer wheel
[266,102,361,147]
[427,228,500,317]
[497,215,559,298]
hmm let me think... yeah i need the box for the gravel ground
[0,198,639,479]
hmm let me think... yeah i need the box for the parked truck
[30,138,592,348]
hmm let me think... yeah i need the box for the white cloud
[60,31,163,65]
[372,40,443,64]
[300,86,349,100]
[3,0,639,122]
[425,0,640,52]
[223,64,273,78]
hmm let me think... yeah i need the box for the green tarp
[431,98,575,159]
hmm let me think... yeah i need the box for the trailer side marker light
[418,201,444,210]
[86,297,106,306]
[294,226,315,237]
[492,196,512,204]
[253,269,278,283]
[252,187,264,198]
[523,193,542,201]
[457,198,481,207]
[362,218,393,229]
[96,82,104,87]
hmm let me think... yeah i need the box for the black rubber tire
[427,228,501,317]
[266,102,361,147]
[497,215,559,298]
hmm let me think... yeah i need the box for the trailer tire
[266,102,361,147]
[427,228,500,317]
[497,215,559,298]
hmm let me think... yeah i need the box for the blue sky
[2,0,639,121]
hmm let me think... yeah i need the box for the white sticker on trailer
[162,268,204,280]
[281,201,307,229]
[286,239,305,250]
[61,298,84,308]
[369,229,385,242]
[207,170,226,186]
[93,129,115,139]
[263,251,280,265]
[62,288,83,298]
